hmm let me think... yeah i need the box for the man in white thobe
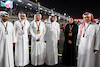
[0,11,15,67]
[14,12,30,67]
[45,14,60,66]
[95,21,100,67]
[76,12,100,67]
[30,14,46,66]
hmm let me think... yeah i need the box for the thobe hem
[31,62,44,66]
[15,61,29,66]
[45,62,58,66]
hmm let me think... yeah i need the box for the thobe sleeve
[13,22,17,43]
[64,25,68,41]
[94,26,100,50]
[73,25,78,45]
[0,27,3,42]
[30,23,38,40]
[40,23,46,40]
[57,24,60,40]
[44,24,47,41]
[27,21,30,34]
[76,26,80,46]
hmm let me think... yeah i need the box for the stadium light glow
[39,8,42,10]
[45,10,47,12]
[16,3,18,5]
[27,3,32,6]
[17,0,22,2]
[48,11,51,13]
[25,6,27,8]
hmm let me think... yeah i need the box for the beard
[2,19,7,22]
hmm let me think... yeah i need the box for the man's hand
[37,38,40,42]
[68,40,72,44]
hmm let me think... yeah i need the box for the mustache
[2,19,8,22]
[3,19,7,20]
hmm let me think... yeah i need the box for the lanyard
[1,21,8,31]
[36,22,40,30]
[20,20,25,30]
[83,23,91,37]
[69,25,74,32]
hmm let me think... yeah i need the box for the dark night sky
[31,0,100,18]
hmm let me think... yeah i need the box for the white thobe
[95,23,100,67]
[76,22,100,67]
[0,22,5,67]
[0,21,15,67]
[45,22,60,65]
[30,21,46,66]
[14,20,30,66]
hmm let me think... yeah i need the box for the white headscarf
[48,13,57,23]
[18,12,27,22]
[33,14,42,22]
[31,14,42,27]
[0,11,9,22]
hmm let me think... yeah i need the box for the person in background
[44,19,48,24]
